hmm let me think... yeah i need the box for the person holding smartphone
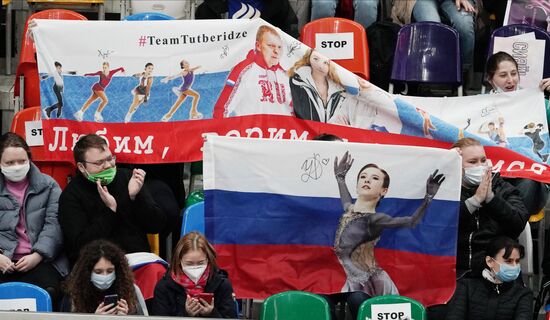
[151,232,237,318]
[62,239,145,315]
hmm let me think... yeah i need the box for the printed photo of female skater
[288,49,345,123]
[74,62,125,122]
[160,60,201,122]
[333,151,445,296]
[124,63,154,123]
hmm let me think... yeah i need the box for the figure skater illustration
[74,61,124,122]
[523,122,548,161]
[333,151,445,296]
[43,61,65,119]
[160,60,201,122]
[124,63,154,123]
[416,107,437,138]
[458,118,471,139]
[479,116,507,146]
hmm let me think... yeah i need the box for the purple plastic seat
[488,23,550,79]
[389,22,463,96]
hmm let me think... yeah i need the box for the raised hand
[426,169,445,198]
[334,151,354,182]
[474,168,492,203]
[128,168,146,201]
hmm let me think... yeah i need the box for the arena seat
[389,22,463,96]
[482,23,550,93]
[10,107,76,189]
[357,295,426,320]
[14,9,87,109]
[301,17,370,80]
[0,282,52,312]
[123,12,174,20]
[260,291,331,320]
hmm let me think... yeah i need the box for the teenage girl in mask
[63,239,145,315]
[0,132,68,309]
[151,231,237,318]
[451,138,529,277]
[446,236,532,320]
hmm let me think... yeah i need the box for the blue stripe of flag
[205,190,458,257]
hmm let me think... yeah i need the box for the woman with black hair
[446,236,532,320]
[63,239,145,315]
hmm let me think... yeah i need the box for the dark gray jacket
[0,163,69,276]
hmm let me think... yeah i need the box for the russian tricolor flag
[203,136,462,306]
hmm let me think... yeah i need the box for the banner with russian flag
[203,136,462,306]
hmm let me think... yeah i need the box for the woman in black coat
[452,138,529,276]
[446,236,532,320]
[151,231,236,318]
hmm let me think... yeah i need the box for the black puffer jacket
[151,269,237,318]
[457,175,529,274]
[446,276,532,320]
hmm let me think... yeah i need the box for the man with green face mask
[58,134,167,265]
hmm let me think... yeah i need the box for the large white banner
[31,18,550,182]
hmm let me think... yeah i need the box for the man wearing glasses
[58,134,166,265]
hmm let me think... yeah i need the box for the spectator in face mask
[451,138,529,277]
[62,239,145,315]
[446,236,532,320]
[0,132,68,309]
[58,133,166,265]
[151,231,237,318]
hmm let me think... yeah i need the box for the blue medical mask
[492,258,521,282]
[91,271,116,290]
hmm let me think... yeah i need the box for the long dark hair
[64,240,136,313]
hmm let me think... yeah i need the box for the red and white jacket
[213,50,293,118]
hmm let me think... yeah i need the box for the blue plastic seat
[124,12,174,21]
[389,22,463,96]
[181,201,205,237]
[0,282,52,312]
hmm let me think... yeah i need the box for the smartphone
[193,292,213,304]
[104,294,119,307]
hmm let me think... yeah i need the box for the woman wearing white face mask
[151,231,237,318]
[451,138,529,277]
[62,239,145,315]
[0,132,68,309]
[446,236,532,320]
